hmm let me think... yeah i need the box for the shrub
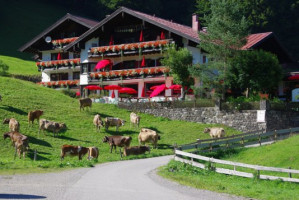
[61,89,77,98]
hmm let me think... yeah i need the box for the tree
[0,60,9,76]
[162,48,194,100]
[191,0,249,99]
[227,50,282,95]
[195,0,211,27]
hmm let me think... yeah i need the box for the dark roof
[65,7,204,50]
[19,13,99,52]
[241,32,273,50]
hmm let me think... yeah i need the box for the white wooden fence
[174,150,299,183]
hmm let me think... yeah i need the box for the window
[51,52,69,60]
[50,73,68,81]
[73,72,80,80]
[203,55,207,63]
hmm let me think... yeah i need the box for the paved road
[0,156,249,200]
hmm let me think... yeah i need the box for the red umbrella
[139,30,144,42]
[141,86,145,97]
[76,91,80,96]
[93,59,113,71]
[84,85,103,90]
[109,35,114,46]
[104,85,122,90]
[150,85,159,90]
[169,84,182,90]
[111,90,115,98]
[141,56,146,67]
[57,53,61,60]
[150,84,168,98]
[119,87,138,94]
[160,31,165,40]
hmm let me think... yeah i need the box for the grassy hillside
[0,77,240,174]
[0,55,39,75]
[159,136,299,200]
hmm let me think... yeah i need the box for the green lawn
[159,135,299,200]
[0,76,240,174]
[0,55,39,75]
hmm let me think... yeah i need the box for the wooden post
[289,167,292,178]
[274,130,277,142]
[242,137,244,146]
[259,133,261,146]
[290,128,293,137]
[34,149,37,161]
[209,143,212,152]
[234,165,236,172]
[257,170,260,179]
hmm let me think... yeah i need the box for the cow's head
[102,136,109,143]
[144,146,151,154]
[203,128,210,133]
[60,123,67,130]
[3,132,10,140]
[2,118,10,124]
[121,120,126,126]
[157,135,161,140]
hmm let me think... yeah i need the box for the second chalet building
[20,7,296,100]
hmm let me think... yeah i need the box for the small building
[19,7,297,101]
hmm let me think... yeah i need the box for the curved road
[0,156,249,200]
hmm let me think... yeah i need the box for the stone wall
[119,103,299,132]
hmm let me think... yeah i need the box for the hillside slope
[0,55,39,75]
[0,77,240,174]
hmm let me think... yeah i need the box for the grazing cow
[204,127,226,139]
[123,146,150,157]
[79,98,92,111]
[28,110,43,126]
[3,132,28,148]
[93,114,104,132]
[102,135,132,153]
[3,118,20,132]
[39,119,66,137]
[61,145,89,161]
[88,147,99,160]
[138,128,161,149]
[104,117,125,132]
[14,137,29,159]
[130,112,140,128]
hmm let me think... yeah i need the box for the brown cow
[28,110,43,126]
[138,128,161,149]
[79,98,92,111]
[123,146,150,157]
[93,114,104,132]
[3,118,20,132]
[87,147,99,160]
[102,135,132,153]
[104,117,125,132]
[39,119,67,137]
[14,138,29,159]
[61,145,89,161]
[3,132,28,148]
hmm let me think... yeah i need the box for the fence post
[259,133,261,146]
[274,130,277,142]
[234,165,236,172]
[242,136,244,146]
[34,149,37,161]
[289,167,292,178]
[290,128,293,137]
[209,143,213,152]
[256,170,260,179]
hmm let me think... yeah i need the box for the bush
[0,60,9,76]
[61,89,77,98]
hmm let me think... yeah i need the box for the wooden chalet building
[20,7,297,101]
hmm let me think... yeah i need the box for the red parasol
[104,85,122,90]
[109,35,114,46]
[141,56,146,67]
[119,87,138,94]
[57,53,61,60]
[111,90,115,98]
[76,91,80,96]
[94,59,113,71]
[160,31,165,40]
[150,84,168,98]
[150,85,159,90]
[139,30,144,42]
[288,75,299,80]
[169,84,182,90]
[141,86,145,97]
[84,85,103,90]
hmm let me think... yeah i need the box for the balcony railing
[89,39,172,58]
[36,58,80,71]
[37,80,79,87]
[51,37,79,48]
[90,66,170,81]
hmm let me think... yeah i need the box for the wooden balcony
[36,58,80,71]
[89,66,170,81]
[88,39,172,58]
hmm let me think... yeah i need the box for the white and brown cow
[61,145,89,161]
[130,112,140,128]
[93,114,104,132]
[138,128,161,149]
[104,117,125,132]
[87,147,99,160]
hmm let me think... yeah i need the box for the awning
[288,75,299,81]
[94,59,112,71]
